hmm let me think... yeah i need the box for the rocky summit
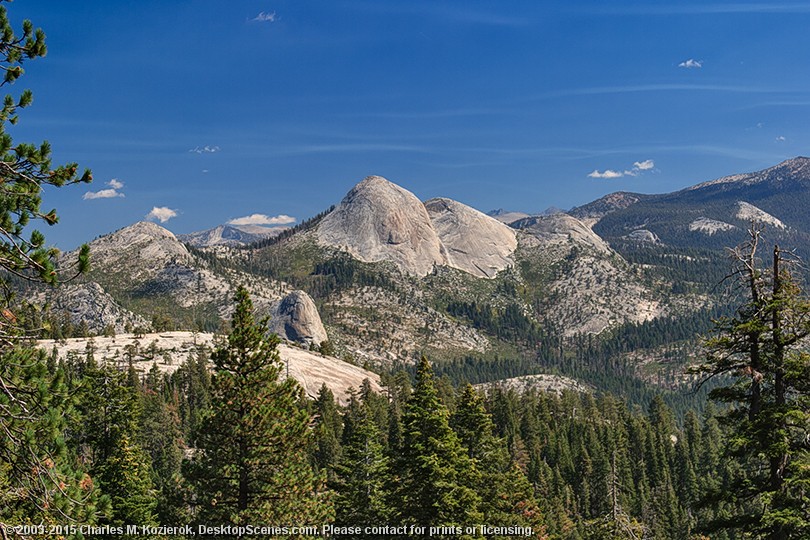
[270,290,328,346]
[425,197,517,278]
[316,175,449,277]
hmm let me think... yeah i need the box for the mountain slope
[178,224,287,247]
[590,157,810,253]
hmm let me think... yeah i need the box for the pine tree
[76,359,156,526]
[696,227,810,539]
[313,384,342,478]
[0,348,104,526]
[187,286,332,526]
[0,0,96,526]
[390,356,481,536]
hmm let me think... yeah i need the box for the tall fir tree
[451,384,547,536]
[186,286,332,527]
[333,393,390,533]
[390,356,481,537]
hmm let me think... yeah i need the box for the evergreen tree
[0,0,96,527]
[333,393,390,532]
[186,286,332,526]
[0,348,104,526]
[696,228,810,539]
[76,359,156,527]
[313,384,342,478]
[390,356,481,537]
[452,384,546,535]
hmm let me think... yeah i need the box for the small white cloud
[227,213,296,226]
[189,145,220,154]
[589,159,656,179]
[84,178,127,200]
[588,169,624,179]
[252,11,277,22]
[679,59,703,69]
[776,136,786,142]
[202,169,209,174]
[83,188,125,200]
[145,206,178,223]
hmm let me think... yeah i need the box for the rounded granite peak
[424,197,517,278]
[317,176,448,276]
[124,220,179,240]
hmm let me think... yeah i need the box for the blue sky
[12,1,810,248]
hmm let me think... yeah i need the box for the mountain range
[29,157,810,405]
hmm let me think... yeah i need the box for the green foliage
[0,347,104,526]
[333,391,390,532]
[0,2,91,307]
[0,5,97,526]
[390,356,482,534]
[695,229,810,538]
[186,286,333,525]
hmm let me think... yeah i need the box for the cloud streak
[189,145,220,154]
[252,11,277,22]
[227,214,296,226]
[145,207,178,223]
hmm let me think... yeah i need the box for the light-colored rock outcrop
[736,201,785,229]
[513,213,612,255]
[476,374,590,395]
[625,229,661,243]
[31,282,148,334]
[271,290,328,346]
[317,176,448,277]
[37,332,379,404]
[425,198,517,278]
[689,218,738,235]
[86,221,192,276]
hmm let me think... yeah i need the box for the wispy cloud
[227,213,296,226]
[775,135,787,142]
[189,145,220,154]
[532,84,782,102]
[83,178,125,200]
[349,2,530,27]
[589,159,656,179]
[145,207,178,223]
[252,11,277,23]
[679,59,703,69]
[587,4,810,15]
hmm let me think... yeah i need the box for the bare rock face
[32,282,148,334]
[425,198,517,278]
[271,290,328,346]
[85,221,192,276]
[512,214,612,256]
[317,176,448,276]
[37,332,379,405]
